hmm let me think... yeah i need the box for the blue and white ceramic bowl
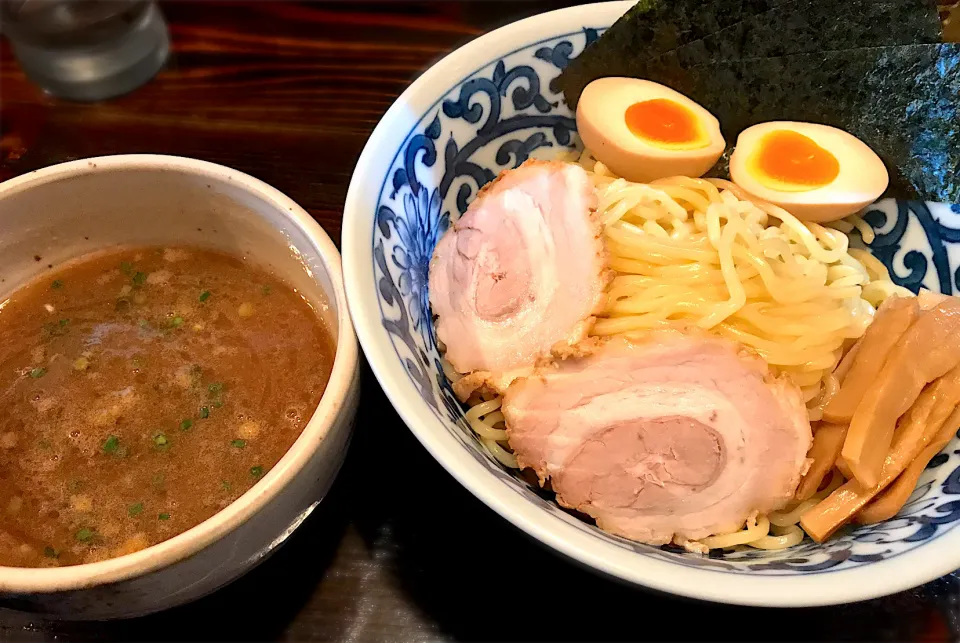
[343,1,960,606]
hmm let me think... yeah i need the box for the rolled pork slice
[429,160,608,400]
[502,332,812,546]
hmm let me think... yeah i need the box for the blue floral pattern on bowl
[370,27,960,575]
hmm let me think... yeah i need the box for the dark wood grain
[1,2,959,641]
[0,0,581,242]
[944,2,960,40]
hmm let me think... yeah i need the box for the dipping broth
[0,248,335,567]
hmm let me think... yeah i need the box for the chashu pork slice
[502,332,812,547]
[429,160,608,400]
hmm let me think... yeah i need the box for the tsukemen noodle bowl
[343,1,960,607]
[0,155,359,619]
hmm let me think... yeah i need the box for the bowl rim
[0,154,359,593]
[342,1,960,606]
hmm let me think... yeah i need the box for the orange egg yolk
[752,129,840,190]
[624,98,707,148]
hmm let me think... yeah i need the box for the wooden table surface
[2,2,960,641]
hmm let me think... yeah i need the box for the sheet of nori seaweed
[629,1,944,118]
[558,0,942,105]
[666,0,941,67]
[555,0,796,101]
[642,44,960,201]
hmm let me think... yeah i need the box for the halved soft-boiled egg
[729,122,889,222]
[577,78,726,182]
